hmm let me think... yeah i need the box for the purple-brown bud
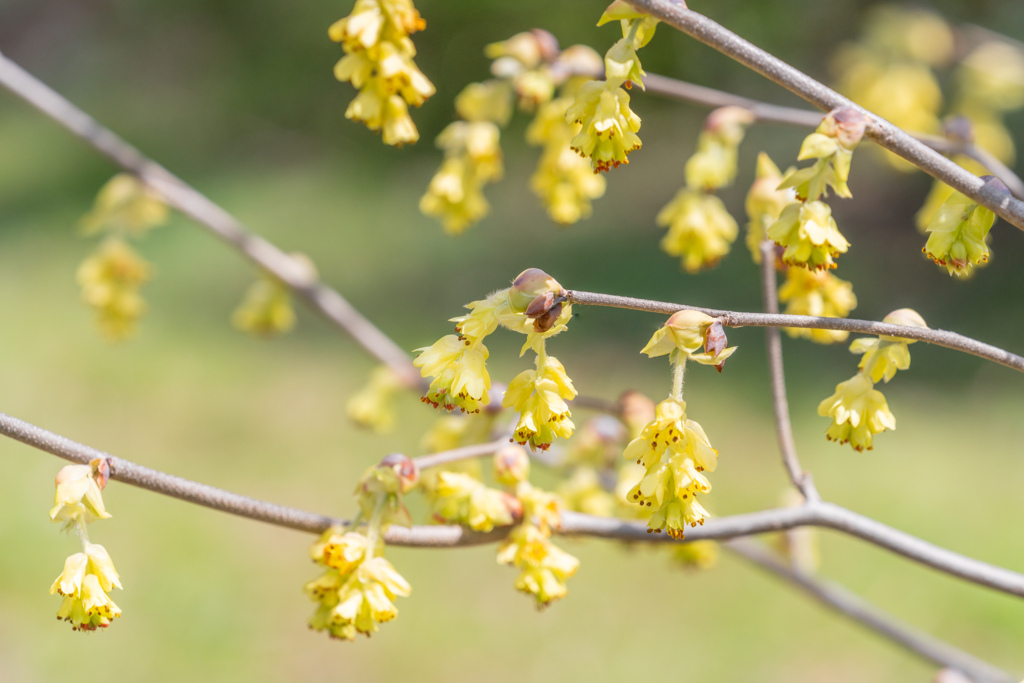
[820,107,867,150]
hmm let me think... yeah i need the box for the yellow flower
[778,267,857,344]
[672,540,719,570]
[347,365,404,433]
[640,310,737,369]
[914,156,989,231]
[767,200,850,271]
[527,97,606,225]
[76,238,152,341]
[308,555,411,640]
[657,189,739,273]
[496,523,579,609]
[817,373,895,451]
[329,0,434,146]
[420,122,503,234]
[419,157,490,235]
[746,153,797,262]
[557,467,616,517]
[956,42,1024,114]
[310,529,372,573]
[566,81,642,173]
[503,355,577,450]
[232,275,296,337]
[414,334,491,413]
[850,308,927,383]
[621,398,719,537]
[776,108,866,202]
[455,79,514,125]
[51,463,111,526]
[51,543,123,631]
[922,189,998,278]
[684,106,754,191]
[432,471,516,531]
[80,174,168,236]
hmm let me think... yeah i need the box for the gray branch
[625,0,1024,231]
[642,72,1024,199]
[0,50,421,388]
[565,289,1024,373]
[726,539,1017,683]
[758,242,818,501]
[4,409,1024,601]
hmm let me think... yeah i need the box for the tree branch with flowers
[1,0,1023,680]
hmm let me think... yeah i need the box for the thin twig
[624,0,1024,231]
[643,72,1024,199]
[643,72,824,127]
[725,538,1017,683]
[5,409,1024,599]
[758,242,818,501]
[565,289,1024,373]
[412,439,508,471]
[0,50,422,388]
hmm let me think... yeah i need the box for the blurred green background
[1,0,1023,681]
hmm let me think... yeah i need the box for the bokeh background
[1,0,1023,681]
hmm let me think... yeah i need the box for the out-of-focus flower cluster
[329,0,435,145]
[76,174,168,340]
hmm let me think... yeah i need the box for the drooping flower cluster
[76,174,168,340]
[565,2,658,172]
[493,448,579,608]
[621,311,735,538]
[420,117,504,235]
[921,177,1006,278]
[306,455,417,640]
[768,108,866,270]
[232,274,296,337]
[818,309,927,451]
[421,30,607,232]
[527,93,607,225]
[778,266,857,344]
[346,365,405,433]
[306,529,411,640]
[745,153,797,262]
[658,109,751,274]
[49,459,123,631]
[414,268,576,450]
[504,354,576,451]
[329,0,435,145]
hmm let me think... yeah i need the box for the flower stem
[364,493,388,559]
[671,354,688,401]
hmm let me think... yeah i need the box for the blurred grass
[2,0,1024,680]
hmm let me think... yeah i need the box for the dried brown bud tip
[703,321,728,357]
[90,457,112,489]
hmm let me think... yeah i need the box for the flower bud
[819,107,867,150]
[509,268,565,312]
[379,453,420,493]
[493,445,531,485]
